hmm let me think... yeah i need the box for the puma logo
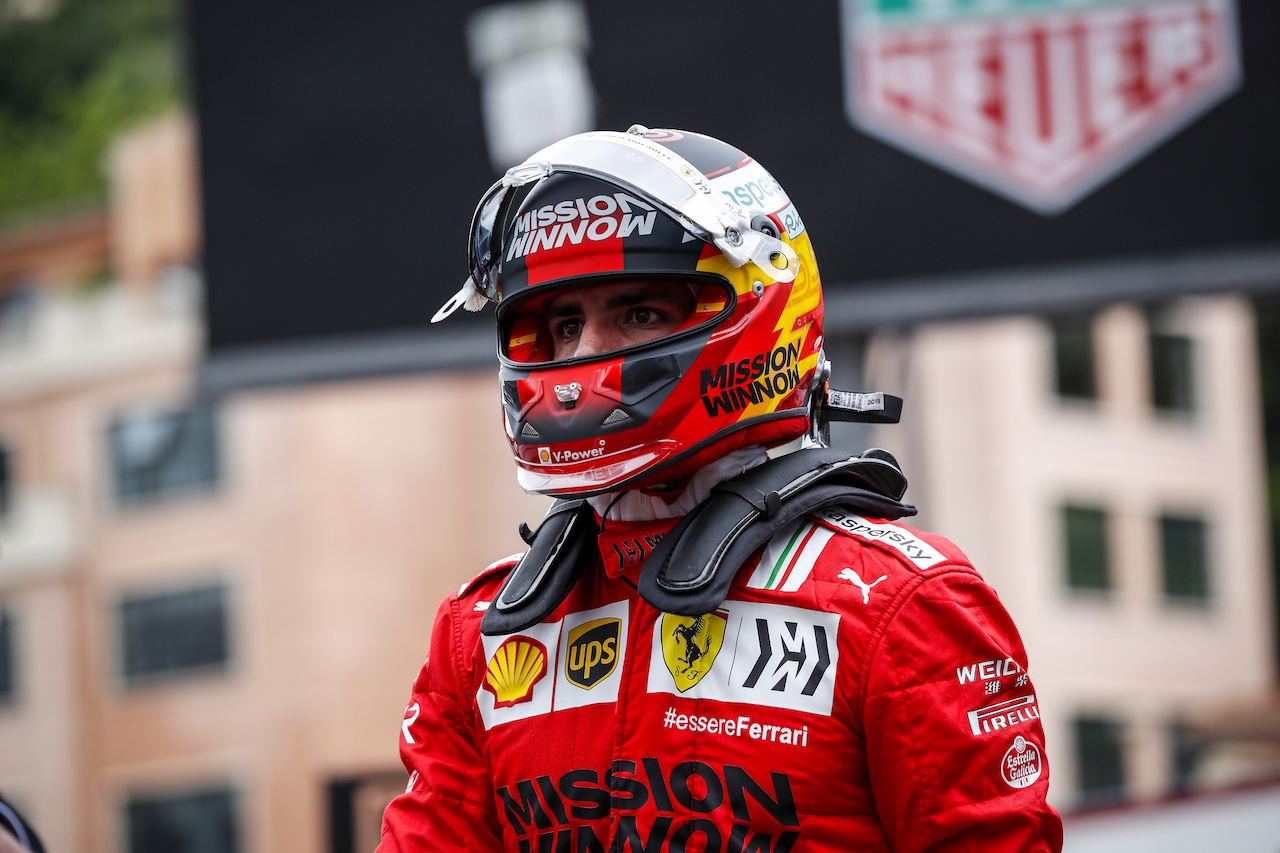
[839,568,888,603]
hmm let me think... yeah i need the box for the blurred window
[126,787,238,853]
[0,442,11,517]
[1170,720,1205,794]
[0,283,39,345]
[1149,331,1195,415]
[0,607,13,705]
[1160,514,1210,602]
[109,404,220,507]
[1051,315,1097,400]
[1074,715,1126,806]
[1062,504,1110,592]
[329,773,409,853]
[119,582,230,684]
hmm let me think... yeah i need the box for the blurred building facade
[855,298,1276,812]
[0,110,1274,853]
[0,111,550,853]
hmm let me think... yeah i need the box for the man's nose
[574,321,621,357]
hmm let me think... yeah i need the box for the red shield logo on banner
[842,0,1242,214]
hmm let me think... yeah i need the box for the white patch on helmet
[708,161,792,216]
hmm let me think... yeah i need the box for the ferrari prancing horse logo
[661,610,728,692]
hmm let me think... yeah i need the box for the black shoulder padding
[480,499,596,635]
[480,448,916,635]
[637,448,916,616]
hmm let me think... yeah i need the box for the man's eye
[558,319,582,338]
[631,308,656,325]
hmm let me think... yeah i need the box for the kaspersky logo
[661,610,728,692]
[842,0,1241,213]
[483,636,548,708]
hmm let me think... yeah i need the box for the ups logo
[565,618,621,689]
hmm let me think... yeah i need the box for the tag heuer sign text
[841,0,1241,214]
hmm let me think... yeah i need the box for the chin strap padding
[481,499,595,635]
[637,448,916,617]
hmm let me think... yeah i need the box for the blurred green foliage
[0,0,182,224]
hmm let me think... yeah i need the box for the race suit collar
[597,516,681,581]
[586,446,769,523]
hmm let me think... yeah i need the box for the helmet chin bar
[802,355,905,449]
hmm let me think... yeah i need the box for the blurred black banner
[189,0,1280,389]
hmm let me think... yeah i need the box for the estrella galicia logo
[1001,736,1043,789]
[661,610,728,692]
[648,601,841,715]
[566,617,621,689]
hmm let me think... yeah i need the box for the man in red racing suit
[381,125,1062,852]
[379,503,1063,852]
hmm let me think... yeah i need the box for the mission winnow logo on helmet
[505,193,658,261]
[700,342,803,417]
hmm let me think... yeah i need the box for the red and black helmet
[437,126,826,498]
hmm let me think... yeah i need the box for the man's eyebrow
[603,288,688,311]
[545,300,583,320]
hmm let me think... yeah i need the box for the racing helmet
[436,126,826,498]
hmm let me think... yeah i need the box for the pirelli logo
[967,694,1040,737]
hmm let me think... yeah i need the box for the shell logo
[482,636,548,708]
[538,447,552,464]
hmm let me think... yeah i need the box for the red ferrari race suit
[379,506,1063,852]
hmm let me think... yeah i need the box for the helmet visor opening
[501,278,733,365]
